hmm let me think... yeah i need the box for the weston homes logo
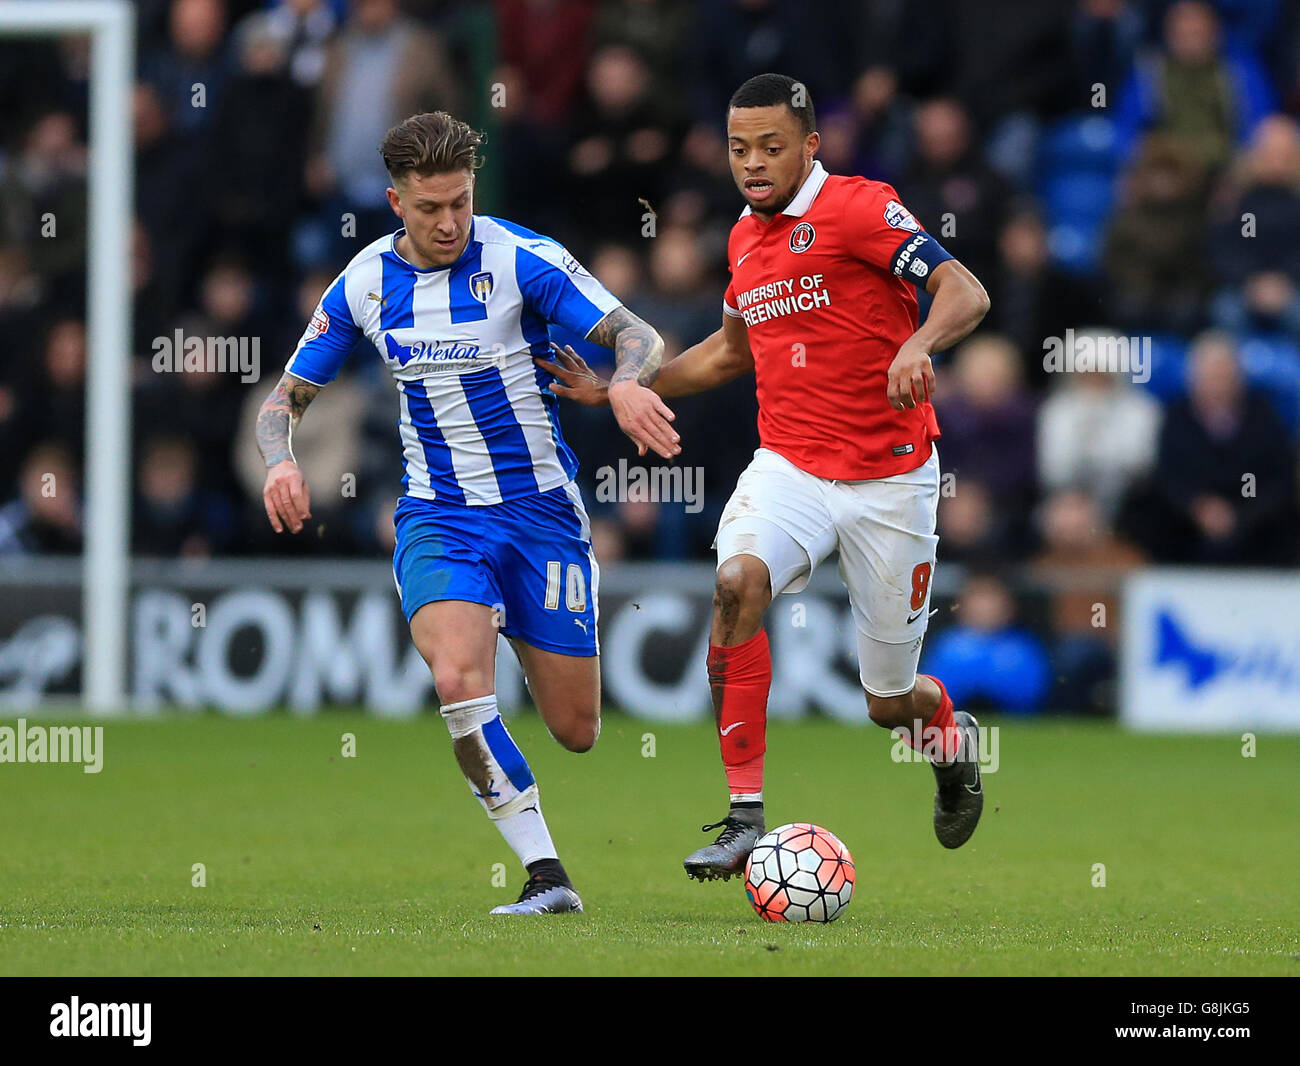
[0,718,103,773]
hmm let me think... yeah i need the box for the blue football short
[392,480,599,656]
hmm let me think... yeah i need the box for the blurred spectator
[1113,0,1275,176]
[633,227,717,353]
[135,255,267,505]
[1102,132,1211,333]
[304,0,457,263]
[593,0,693,102]
[846,66,914,186]
[0,442,82,555]
[0,244,42,355]
[496,0,596,128]
[1069,0,1143,104]
[900,98,1011,282]
[0,40,69,148]
[935,334,1039,543]
[205,13,313,281]
[1209,114,1300,336]
[130,221,169,351]
[251,0,339,90]
[0,111,88,306]
[1126,330,1299,563]
[21,317,88,460]
[134,80,206,323]
[565,44,680,242]
[922,570,1053,714]
[1036,349,1160,519]
[920,0,1076,188]
[1029,488,1145,711]
[658,121,735,243]
[689,0,850,125]
[140,0,232,138]
[989,204,1102,377]
[936,480,1009,565]
[133,435,237,557]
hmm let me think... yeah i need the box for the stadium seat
[1038,115,1119,276]
[1134,334,1190,402]
[1239,335,1300,435]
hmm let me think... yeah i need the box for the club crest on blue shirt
[789,221,816,253]
[470,271,494,303]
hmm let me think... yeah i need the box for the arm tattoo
[587,307,665,387]
[255,373,321,467]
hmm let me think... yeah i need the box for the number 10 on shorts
[544,561,588,611]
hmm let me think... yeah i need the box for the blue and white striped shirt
[286,216,621,505]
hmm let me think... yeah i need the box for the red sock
[706,629,771,797]
[903,674,960,764]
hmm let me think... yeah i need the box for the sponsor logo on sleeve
[561,252,591,277]
[884,199,920,232]
[304,308,330,340]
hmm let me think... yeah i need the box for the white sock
[494,802,557,867]
[440,694,558,869]
[730,792,764,806]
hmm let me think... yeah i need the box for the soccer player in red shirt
[542,73,991,878]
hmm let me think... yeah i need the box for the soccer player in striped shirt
[255,112,678,914]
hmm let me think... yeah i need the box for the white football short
[713,446,940,697]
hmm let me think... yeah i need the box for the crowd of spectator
[2,0,1300,711]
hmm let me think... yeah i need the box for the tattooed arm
[587,305,664,386]
[584,306,680,459]
[255,372,320,533]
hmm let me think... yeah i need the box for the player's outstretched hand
[263,460,312,534]
[534,344,610,406]
[608,379,680,459]
[887,340,936,411]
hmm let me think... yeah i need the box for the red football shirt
[723,161,943,480]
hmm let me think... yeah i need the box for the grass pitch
[0,711,1296,976]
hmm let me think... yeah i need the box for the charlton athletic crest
[789,221,816,253]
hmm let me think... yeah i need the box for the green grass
[0,712,1297,975]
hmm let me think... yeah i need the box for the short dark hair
[379,111,485,181]
[728,73,816,136]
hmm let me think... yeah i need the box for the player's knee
[865,688,915,730]
[553,713,600,753]
[431,665,493,707]
[559,724,598,754]
[713,557,768,619]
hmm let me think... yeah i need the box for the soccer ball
[744,823,855,923]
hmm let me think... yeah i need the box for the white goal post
[0,1,133,713]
